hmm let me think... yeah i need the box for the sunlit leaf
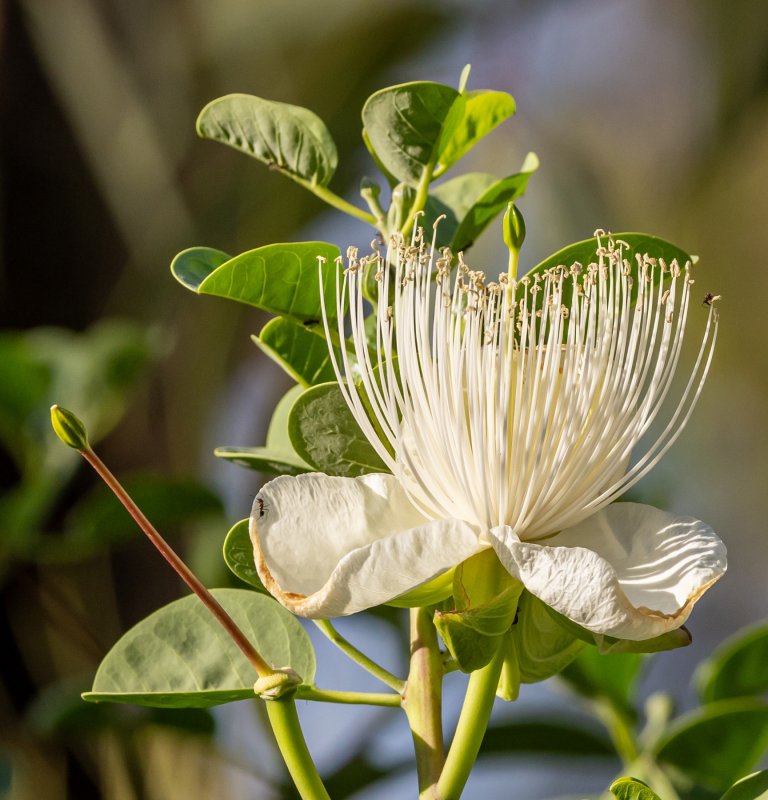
[362,81,464,186]
[654,699,768,792]
[253,317,337,387]
[170,247,230,292]
[215,385,312,475]
[435,89,516,176]
[288,382,387,476]
[171,241,342,324]
[721,770,768,800]
[197,94,337,186]
[696,621,768,703]
[84,589,315,708]
[223,519,267,593]
[609,777,661,800]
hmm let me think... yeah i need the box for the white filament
[319,230,718,542]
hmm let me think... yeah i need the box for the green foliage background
[1,1,767,798]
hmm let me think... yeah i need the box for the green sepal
[609,777,662,800]
[196,93,338,187]
[223,519,267,594]
[386,569,455,609]
[287,382,388,477]
[171,241,342,324]
[215,384,312,476]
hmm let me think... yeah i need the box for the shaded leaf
[721,770,768,800]
[696,621,768,703]
[84,589,315,708]
[654,699,768,792]
[435,89,517,176]
[610,777,661,800]
[288,382,387,476]
[197,94,337,186]
[223,519,267,593]
[482,717,614,757]
[253,317,337,387]
[215,384,312,475]
[172,241,342,324]
[170,247,230,292]
[362,81,464,186]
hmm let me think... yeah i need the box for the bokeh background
[2,0,767,798]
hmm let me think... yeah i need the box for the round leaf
[610,777,662,800]
[362,81,464,186]
[84,589,315,708]
[170,247,230,292]
[253,317,337,387]
[223,519,267,593]
[197,94,337,186]
[696,621,768,703]
[288,382,388,476]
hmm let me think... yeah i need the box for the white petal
[489,503,726,640]
[251,472,482,618]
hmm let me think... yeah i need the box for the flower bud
[50,404,89,451]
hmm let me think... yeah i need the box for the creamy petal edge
[489,503,726,641]
[250,473,482,618]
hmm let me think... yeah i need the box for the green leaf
[696,621,768,703]
[559,646,643,719]
[654,699,768,792]
[609,777,662,800]
[521,233,695,310]
[426,154,539,251]
[482,717,613,757]
[511,592,585,684]
[435,89,516,177]
[288,382,387,476]
[84,589,315,708]
[215,384,312,475]
[253,317,337,388]
[721,771,768,800]
[223,519,267,593]
[197,93,338,186]
[362,81,464,186]
[172,241,342,324]
[170,247,230,292]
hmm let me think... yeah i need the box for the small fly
[703,292,721,306]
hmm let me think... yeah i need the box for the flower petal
[489,503,726,640]
[251,473,482,618]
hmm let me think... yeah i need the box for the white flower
[250,229,726,640]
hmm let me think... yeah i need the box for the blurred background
[1,0,767,798]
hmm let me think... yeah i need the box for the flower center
[321,228,718,540]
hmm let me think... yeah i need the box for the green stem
[313,619,405,693]
[404,607,445,799]
[302,181,376,226]
[80,447,273,678]
[596,700,639,765]
[437,644,504,800]
[400,164,435,238]
[296,686,401,707]
[265,698,332,800]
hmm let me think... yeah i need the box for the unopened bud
[50,404,89,451]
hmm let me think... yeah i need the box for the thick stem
[81,447,272,676]
[265,699,332,800]
[313,619,406,693]
[404,607,445,798]
[437,645,504,800]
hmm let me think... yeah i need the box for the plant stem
[404,607,445,798]
[296,686,401,707]
[304,182,377,226]
[437,644,504,800]
[80,446,272,677]
[265,699,332,800]
[400,163,435,238]
[313,619,406,693]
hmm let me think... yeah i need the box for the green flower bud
[50,404,89,451]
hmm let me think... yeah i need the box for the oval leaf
[362,81,464,186]
[610,777,662,800]
[721,770,768,800]
[654,699,768,792]
[223,519,267,593]
[253,317,337,387]
[191,241,342,323]
[171,247,231,292]
[435,89,516,176]
[84,589,315,708]
[288,382,388,476]
[215,384,312,475]
[696,621,768,703]
[197,93,337,186]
